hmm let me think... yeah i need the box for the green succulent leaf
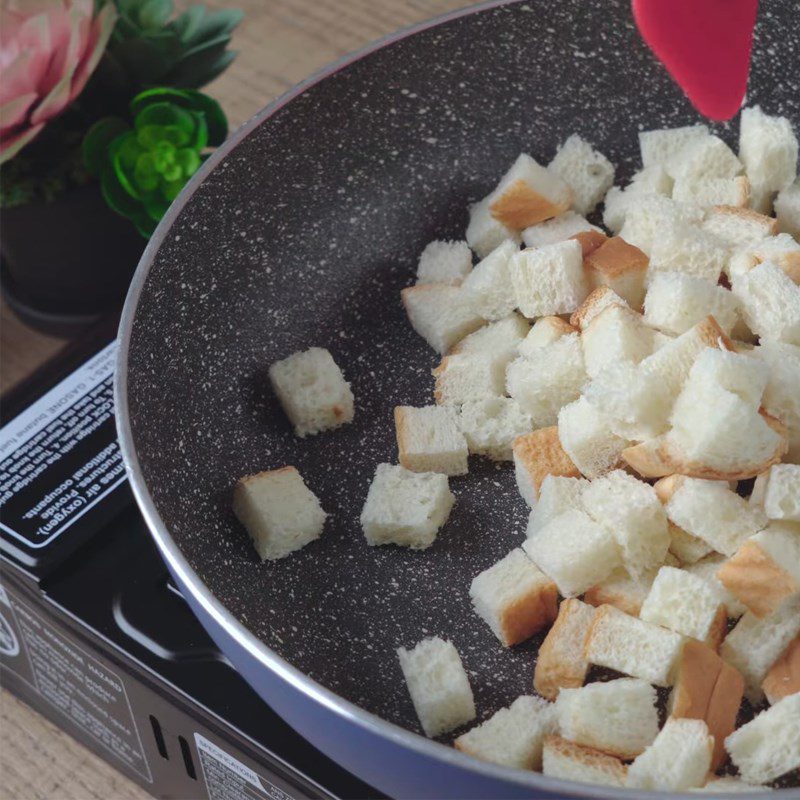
[101,166,141,217]
[180,90,226,145]
[172,6,205,43]
[180,50,237,90]
[138,0,174,31]
[178,9,244,46]
[82,117,129,177]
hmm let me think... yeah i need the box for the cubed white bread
[669,524,714,564]
[602,167,673,234]
[627,717,714,791]
[701,205,777,251]
[640,566,726,648]
[720,594,800,701]
[232,467,326,561]
[725,693,800,784]
[269,347,355,437]
[618,195,703,256]
[647,223,729,284]
[761,464,800,520]
[555,678,659,759]
[581,304,655,378]
[762,633,800,705]
[542,735,627,788]
[394,406,468,476]
[522,509,620,597]
[460,239,518,320]
[672,175,751,208]
[432,353,505,406]
[582,470,669,582]
[526,475,588,538]
[469,548,558,646]
[396,637,475,737]
[670,134,743,183]
[416,240,472,285]
[487,153,572,230]
[583,604,684,686]
[583,236,649,308]
[508,240,588,318]
[459,397,532,461]
[728,233,800,284]
[518,316,576,358]
[466,196,522,259]
[752,341,800,463]
[534,598,596,700]
[677,345,769,408]
[663,477,767,557]
[644,272,741,336]
[505,334,587,428]
[717,525,800,618]
[732,260,800,346]
[583,566,654,617]
[521,210,601,249]
[695,777,770,793]
[454,696,555,770]
[512,427,581,507]
[775,179,800,238]
[569,286,630,331]
[450,313,529,373]
[739,106,798,198]
[683,554,748,618]
[571,229,609,257]
[401,284,485,354]
[360,464,454,549]
[639,124,710,172]
[557,397,630,479]
[548,134,615,215]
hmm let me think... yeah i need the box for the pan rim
[114,2,776,797]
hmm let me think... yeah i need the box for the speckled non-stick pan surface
[124,0,799,745]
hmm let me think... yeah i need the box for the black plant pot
[0,182,145,337]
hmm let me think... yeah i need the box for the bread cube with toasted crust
[542,735,627,787]
[512,427,581,507]
[549,134,615,215]
[521,210,601,249]
[569,286,630,331]
[583,236,649,308]
[394,406,468,476]
[466,197,521,259]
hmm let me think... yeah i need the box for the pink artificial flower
[0,0,117,164]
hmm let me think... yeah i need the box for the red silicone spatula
[632,0,759,121]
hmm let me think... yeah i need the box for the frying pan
[116,1,800,797]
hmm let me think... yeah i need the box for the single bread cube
[459,397,532,461]
[269,347,354,437]
[460,239,518,320]
[584,604,684,686]
[762,633,800,705]
[753,340,800,463]
[397,637,475,737]
[454,696,555,770]
[526,475,588,537]
[581,304,655,379]
[569,285,630,331]
[505,334,587,428]
[508,239,587,317]
[542,735,627,788]
[679,346,769,409]
[618,195,703,256]
[732,261,800,346]
[549,134,615,215]
[517,316,576,358]
[670,639,744,771]
[640,566,727,648]
[627,718,714,791]
[644,272,741,336]
[522,510,620,597]
[647,223,729,285]
[555,678,659,759]
[534,598,596,700]
[557,396,630,479]
[450,313,529,373]
[394,406,468,476]
[521,210,601,249]
[512,427,580,506]
[487,153,572,230]
[432,353,505,406]
[725,693,800,784]
[416,240,472,285]
[583,236,649,308]
[775,179,800,238]
[728,233,800,284]
[720,594,800,701]
[360,464,454,549]
[681,552,747,617]
[469,548,558,646]
[582,470,670,582]
[466,196,521,259]
[739,106,798,198]
[639,124,710,172]
[584,566,653,617]
[232,467,326,561]
[717,525,800,618]
[670,134,743,184]
[702,205,777,251]
[672,175,750,208]
[401,284,485,355]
